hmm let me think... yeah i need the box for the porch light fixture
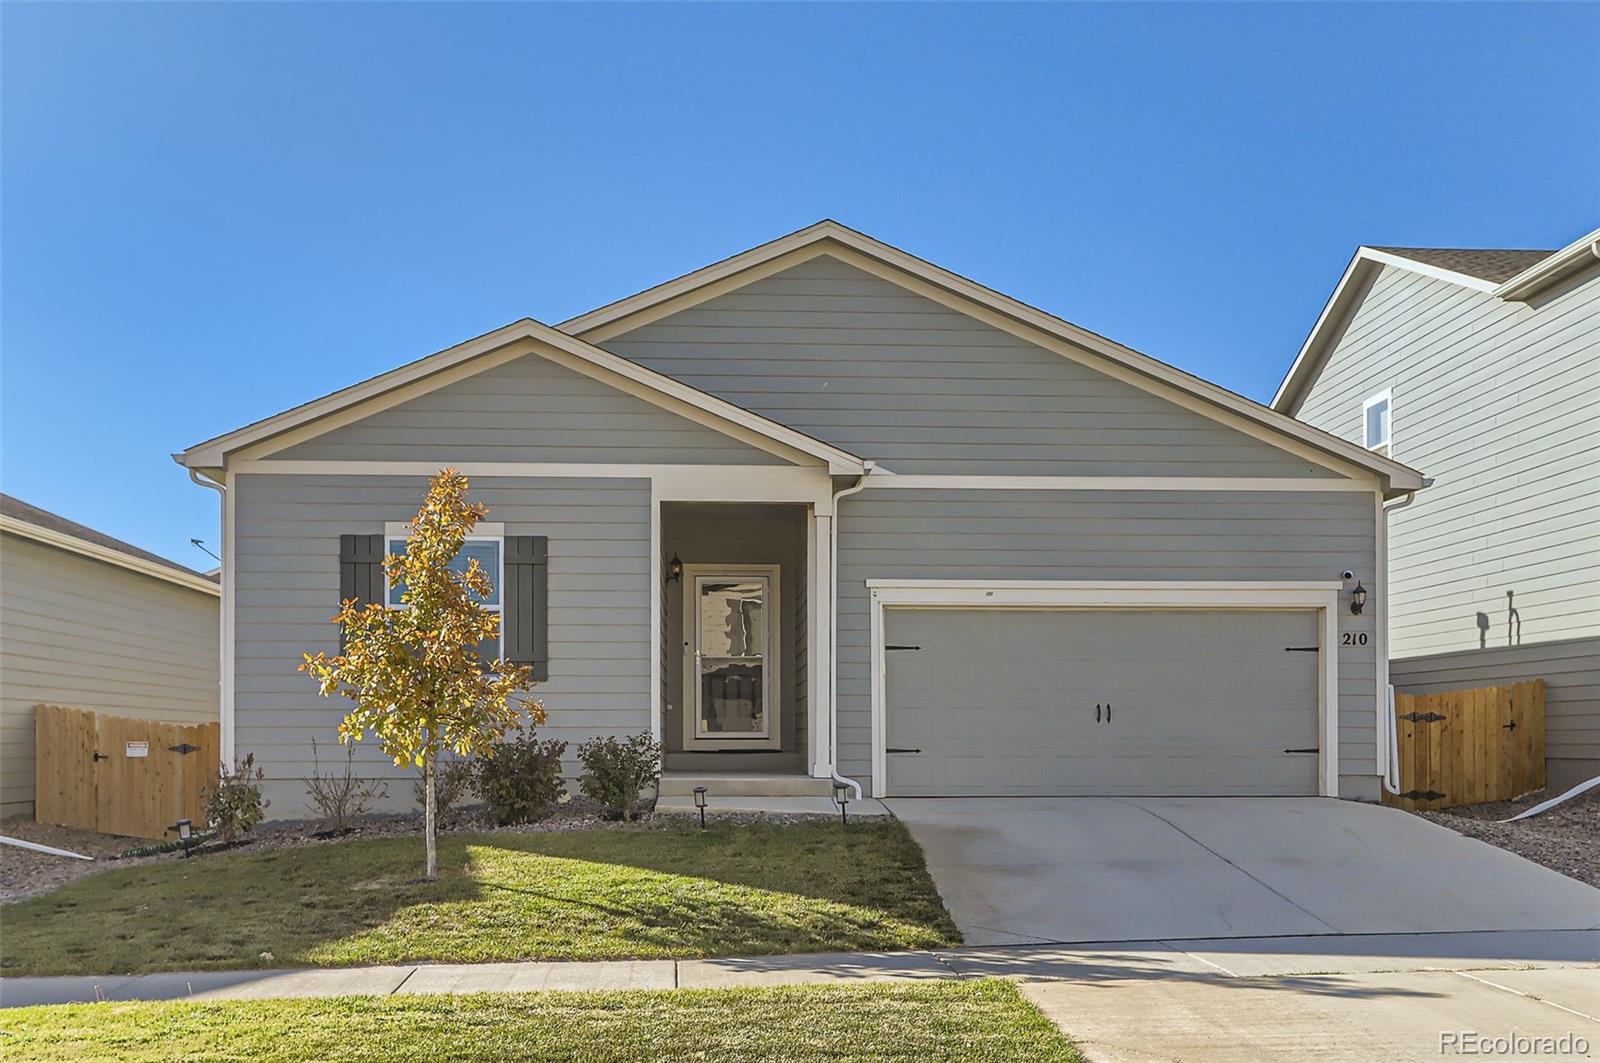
[831,782,850,826]
[692,785,708,829]
[1350,581,1367,616]
[667,554,683,583]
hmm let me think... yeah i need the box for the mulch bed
[1414,787,1600,888]
[1,801,839,905]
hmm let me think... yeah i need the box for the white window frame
[383,521,506,658]
[1363,390,1392,455]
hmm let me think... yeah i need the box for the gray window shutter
[339,535,386,648]
[504,535,548,681]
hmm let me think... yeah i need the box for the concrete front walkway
[886,796,1600,945]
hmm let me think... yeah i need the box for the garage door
[883,609,1320,796]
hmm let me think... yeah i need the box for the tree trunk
[424,747,438,880]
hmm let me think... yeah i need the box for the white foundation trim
[865,580,1343,799]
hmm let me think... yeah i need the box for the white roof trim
[177,317,864,475]
[1,515,221,596]
[1495,228,1600,300]
[564,220,1423,493]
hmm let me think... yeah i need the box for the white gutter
[1494,229,1600,301]
[828,462,876,801]
[1378,482,1428,795]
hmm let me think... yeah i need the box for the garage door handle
[1106,702,1112,723]
[886,747,922,754]
[1095,703,1101,722]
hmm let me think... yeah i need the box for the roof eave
[1495,228,1600,300]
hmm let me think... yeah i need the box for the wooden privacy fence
[35,705,220,840]
[1382,680,1545,812]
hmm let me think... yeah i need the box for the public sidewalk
[2,930,1594,1008]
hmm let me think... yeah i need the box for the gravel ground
[1415,787,1600,888]
[1,800,837,905]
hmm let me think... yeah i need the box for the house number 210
[1341,632,1368,646]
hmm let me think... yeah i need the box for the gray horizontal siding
[1390,637,1599,789]
[833,489,1378,799]
[233,473,651,815]
[601,255,1338,478]
[272,351,785,465]
[1,533,219,818]
[1291,263,1600,658]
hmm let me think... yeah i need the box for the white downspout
[187,467,229,765]
[828,462,875,800]
[1379,483,1427,795]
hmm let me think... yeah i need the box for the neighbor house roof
[1272,228,1600,414]
[177,220,1427,494]
[1366,247,1554,285]
[0,494,221,595]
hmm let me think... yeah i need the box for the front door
[683,565,781,750]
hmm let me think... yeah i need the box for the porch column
[808,508,834,777]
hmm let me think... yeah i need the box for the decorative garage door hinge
[1399,711,1447,723]
[885,644,922,651]
[1283,645,1319,652]
[1400,790,1447,801]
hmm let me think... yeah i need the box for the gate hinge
[1399,711,1447,723]
[168,743,202,755]
[1400,789,1446,801]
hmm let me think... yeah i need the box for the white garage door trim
[866,580,1343,797]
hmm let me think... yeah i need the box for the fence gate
[1382,680,1545,812]
[34,705,220,840]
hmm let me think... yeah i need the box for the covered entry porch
[649,468,841,798]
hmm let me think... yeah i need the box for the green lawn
[0,819,958,975]
[0,981,1080,1063]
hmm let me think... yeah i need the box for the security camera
[1341,570,1354,581]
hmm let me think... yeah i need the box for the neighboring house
[176,221,1424,813]
[0,494,221,819]
[1274,230,1600,789]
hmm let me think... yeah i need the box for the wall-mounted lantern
[1350,581,1367,616]
[667,554,684,583]
[692,785,708,829]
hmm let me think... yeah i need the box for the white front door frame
[866,579,1343,798]
[682,563,783,750]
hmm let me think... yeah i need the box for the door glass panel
[696,578,767,736]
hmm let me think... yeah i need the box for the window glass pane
[699,660,765,734]
[697,579,766,657]
[1365,399,1390,447]
[387,538,500,605]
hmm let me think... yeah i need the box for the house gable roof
[1272,229,1598,414]
[0,493,220,595]
[565,220,1424,493]
[176,317,865,474]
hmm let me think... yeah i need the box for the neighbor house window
[1363,391,1392,454]
[385,530,504,658]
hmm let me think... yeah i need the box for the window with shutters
[384,523,504,659]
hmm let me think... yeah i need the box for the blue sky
[3,2,1595,566]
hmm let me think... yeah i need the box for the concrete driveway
[888,797,1600,1061]
[886,797,1600,944]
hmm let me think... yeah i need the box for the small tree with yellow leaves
[301,469,541,879]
